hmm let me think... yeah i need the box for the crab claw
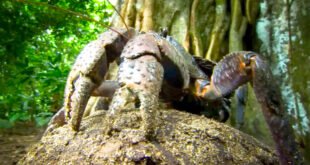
[196,51,256,100]
[196,51,301,164]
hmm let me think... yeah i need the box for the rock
[19,108,278,164]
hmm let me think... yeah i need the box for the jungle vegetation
[0,0,113,127]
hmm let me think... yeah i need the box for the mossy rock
[19,109,278,164]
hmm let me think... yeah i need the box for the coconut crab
[46,27,300,164]
[61,27,237,133]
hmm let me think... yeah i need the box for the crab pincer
[197,51,301,164]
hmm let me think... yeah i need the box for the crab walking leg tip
[68,75,97,131]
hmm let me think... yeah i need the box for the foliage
[0,0,114,127]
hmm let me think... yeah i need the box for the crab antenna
[106,0,129,31]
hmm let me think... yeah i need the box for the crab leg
[249,53,301,164]
[198,51,301,164]
[108,55,164,137]
[106,33,167,138]
[235,85,247,128]
[44,80,120,134]
[64,28,137,131]
[92,80,120,98]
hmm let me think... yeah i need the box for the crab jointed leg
[108,55,164,137]
[106,32,169,137]
[64,28,137,131]
[199,51,301,164]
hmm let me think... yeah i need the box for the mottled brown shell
[121,33,161,60]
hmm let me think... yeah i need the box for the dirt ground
[0,123,45,165]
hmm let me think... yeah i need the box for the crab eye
[244,52,256,59]
[243,52,256,65]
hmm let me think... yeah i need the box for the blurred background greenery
[0,0,114,128]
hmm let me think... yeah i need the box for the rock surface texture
[19,108,278,164]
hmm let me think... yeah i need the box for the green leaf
[0,0,113,124]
